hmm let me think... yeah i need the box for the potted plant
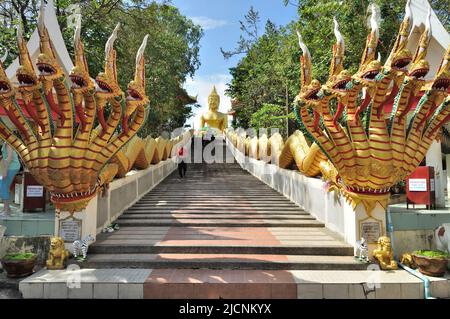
[1,252,37,278]
[412,250,449,277]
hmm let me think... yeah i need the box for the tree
[220,6,260,59]
[250,103,294,138]
[226,20,300,131]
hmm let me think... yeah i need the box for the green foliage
[3,252,36,260]
[0,0,202,136]
[227,20,299,131]
[413,250,450,259]
[249,103,291,137]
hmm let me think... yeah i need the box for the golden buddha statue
[200,86,228,132]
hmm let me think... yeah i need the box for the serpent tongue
[122,114,129,135]
[75,103,87,132]
[354,93,372,124]
[333,101,344,127]
[1,103,29,140]
[23,101,45,133]
[378,84,399,119]
[97,107,108,132]
[45,92,66,126]
[313,109,320,131]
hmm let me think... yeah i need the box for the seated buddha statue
[199,86,228,132]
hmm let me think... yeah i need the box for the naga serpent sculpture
[227,1,449,214]
[295,2,449,214]
[0,2,149,212]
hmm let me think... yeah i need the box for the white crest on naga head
[136,34,149,66]
[369,3,380,38]
[105,23,120,56]
[424,6,432,40]
[38,0,45,33]
[405,0,412,24]
[296,29,310,59]
[74,15,82,46]
[333,17,344,53]
[17,21,23,42]
[0,50,7,63]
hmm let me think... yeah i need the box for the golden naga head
[294,2,450,214]
[95,23,123,101]
[324,18,352,96]
[405,8,432,93]
[126,35,150,113]
[36,1,64,93]
[208,85,220,110]
[0,6,148,212]
[123,35,150,134]
[431,45,450,93]
[352,4,382,89]
[0,53,14,100]
[16,24,40,100]
[384,0,413,74]
[70,18,95,99]
[295,30,321,104]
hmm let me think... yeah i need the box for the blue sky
[172,0,298,128]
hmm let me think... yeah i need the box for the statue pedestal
[54,198,98,252]
[348,202,387,259]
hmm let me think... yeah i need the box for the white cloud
[190,16,227,30]
[183,74,232,130]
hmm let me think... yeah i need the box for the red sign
[406,166,435,209]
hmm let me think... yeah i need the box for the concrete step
[89,243,353,255]
[75,254,367,270]
[119,214,315,220]
[128,206,304,211]
[123,210,310,215]
[132,201,301,206]
[115,219,325,227]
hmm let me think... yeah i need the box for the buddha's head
[208,86,220,111]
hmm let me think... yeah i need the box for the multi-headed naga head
[325,18,352,97]
[0,5,148,213]
[431,45,450,93]
[405,7,432,93]
[382,0,412,84]
[353,4,382,88]
[295,30,321,104]
[36,1,63,93]
[0,53,14,100]
[16,24,39,100]
[95,23,123,101]
[124,35,149,134]
[127,35,149,106]
[294,2,449,214]
[70,18,95,98]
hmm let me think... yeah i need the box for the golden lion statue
[373,236,398,270]
[46,237,70,270]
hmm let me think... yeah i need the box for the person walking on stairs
[177,145,188,178]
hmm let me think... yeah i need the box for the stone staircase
[81,140,366,271]
[21,140,446,299]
